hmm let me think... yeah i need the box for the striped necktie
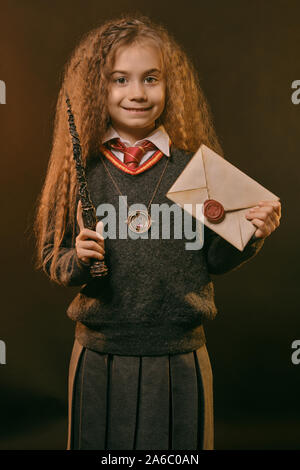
[108,138,157,170]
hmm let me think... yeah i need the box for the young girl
[34,14,281,450]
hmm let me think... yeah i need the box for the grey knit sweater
[43,144,264,356]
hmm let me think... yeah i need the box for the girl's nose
[128,81,147,100]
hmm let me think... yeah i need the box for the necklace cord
[100,155,170,211]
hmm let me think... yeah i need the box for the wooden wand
[65,94,108,278]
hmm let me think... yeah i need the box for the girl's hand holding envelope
[245,200,281,239]
[166,144,282,251]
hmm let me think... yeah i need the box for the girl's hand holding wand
[245,200,282,239]
[76,199,105,266]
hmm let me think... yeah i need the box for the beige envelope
[166,144,280,251]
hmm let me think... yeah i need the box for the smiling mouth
[123,107,152,111]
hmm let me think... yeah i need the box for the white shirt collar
[102,124,170,157]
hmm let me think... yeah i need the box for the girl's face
[107,40,166,143]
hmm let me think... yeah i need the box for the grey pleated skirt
[67,338,214,450]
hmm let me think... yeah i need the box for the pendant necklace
[100,155,170,233]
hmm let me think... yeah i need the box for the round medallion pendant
[127,210,152,233]
[203,199,225,223]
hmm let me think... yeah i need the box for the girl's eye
[145,76,157,83]
[115,77,127,84]
[113,76,158,85]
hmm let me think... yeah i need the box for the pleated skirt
[67,338,214,450]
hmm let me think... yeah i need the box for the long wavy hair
[33,13,223,284]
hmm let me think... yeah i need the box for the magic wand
[65,93,108,278]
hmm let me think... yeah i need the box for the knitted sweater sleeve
[203,225,265,275]
[41,212,93,287]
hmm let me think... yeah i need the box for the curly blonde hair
[33,13,223,284]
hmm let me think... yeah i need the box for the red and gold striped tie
[108,138,157,170]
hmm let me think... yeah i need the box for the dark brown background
[0,0,299,450]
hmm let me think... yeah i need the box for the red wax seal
[203,199,225,223]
